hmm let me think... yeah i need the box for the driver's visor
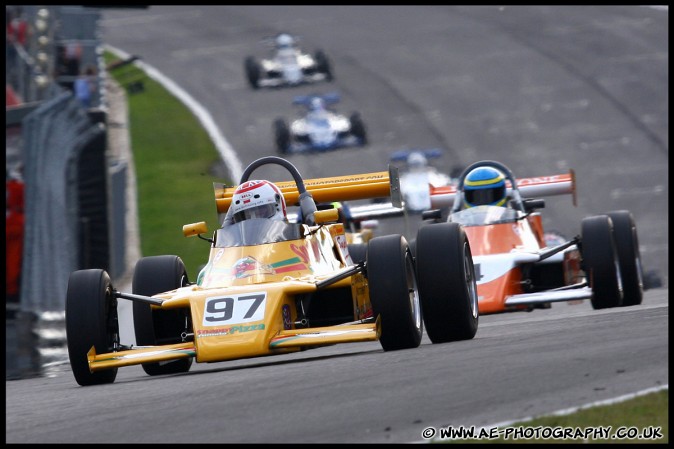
[233,204,277,223]
[464,185,506,207]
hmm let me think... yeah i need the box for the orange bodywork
[465,216,543,314]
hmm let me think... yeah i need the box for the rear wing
[213,166,403,224]
[429,170,577,209]
[293,92,340,106]
[390,148,443,163]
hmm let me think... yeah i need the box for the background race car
[273,92,367,154]
[65,156,477,386]
[389,148,459,213]
[244,32,333,89]
[417,160,644,314]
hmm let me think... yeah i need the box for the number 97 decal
[202,292,266,326]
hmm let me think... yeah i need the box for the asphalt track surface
[6,6,668,444]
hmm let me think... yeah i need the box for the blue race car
[273,92,367,154]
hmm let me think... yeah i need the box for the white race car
[390,149,457,213]
[244,33,333,89]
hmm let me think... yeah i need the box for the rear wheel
[347,243,367,264]
[607,210,643,306]
[244,56,261,89]
[66,269,119,386]
[133,255,193,376]
[349,112,367,145]
[367,235,422,351]
[314,49,333,81]
[415,223,478,343]
[581,215,623,309]
[273,118,291,154]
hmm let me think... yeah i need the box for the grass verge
[441,389,667,444]
[105,52,228,279]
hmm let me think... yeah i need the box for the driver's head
[407,152,427,171]
[309,96,323,111]
[275,33,294,49]
[463,167,507,208]
[231,180,287,223]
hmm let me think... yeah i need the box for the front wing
[286,135,363,154]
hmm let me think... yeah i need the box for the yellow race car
[65,156,478,386]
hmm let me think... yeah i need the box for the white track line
[486,384,669,429]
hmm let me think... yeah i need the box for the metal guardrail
[5,6,134,380]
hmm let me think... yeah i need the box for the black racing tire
[408,238,417,260]
[607,210,643,306]
[415,222,479,343]
[244,56,261,89]
[273,118,291,154]
[349,112,367,145]
[133,255,193,376]
[367,235,422,351]
[314,49,333,81]
[66,269,119,386]
[581,215,623,309]
[347,243,367,264]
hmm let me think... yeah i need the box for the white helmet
[408,152,427,169]
[275,33,294,48]
[231,180,287,223]
[309,96,324,111]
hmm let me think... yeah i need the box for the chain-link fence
[20,90,108,314]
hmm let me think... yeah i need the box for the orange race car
[415,160,643,315]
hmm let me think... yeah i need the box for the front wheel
[66,269,119,386]
[133,255,193,376]
[367,235,422,351]
[415,222,478,343]
[581,215,623,309]
[244,56,261,89]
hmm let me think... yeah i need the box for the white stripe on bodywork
[473,253,539,284]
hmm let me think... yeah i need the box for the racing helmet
[407,152,428,171]
[309,96,324,111]
[463,167,507,208]
[275,33,295,49]
[230,180,287,223]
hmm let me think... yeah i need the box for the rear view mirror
[314,208,339,224]
[183,221,208,237]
